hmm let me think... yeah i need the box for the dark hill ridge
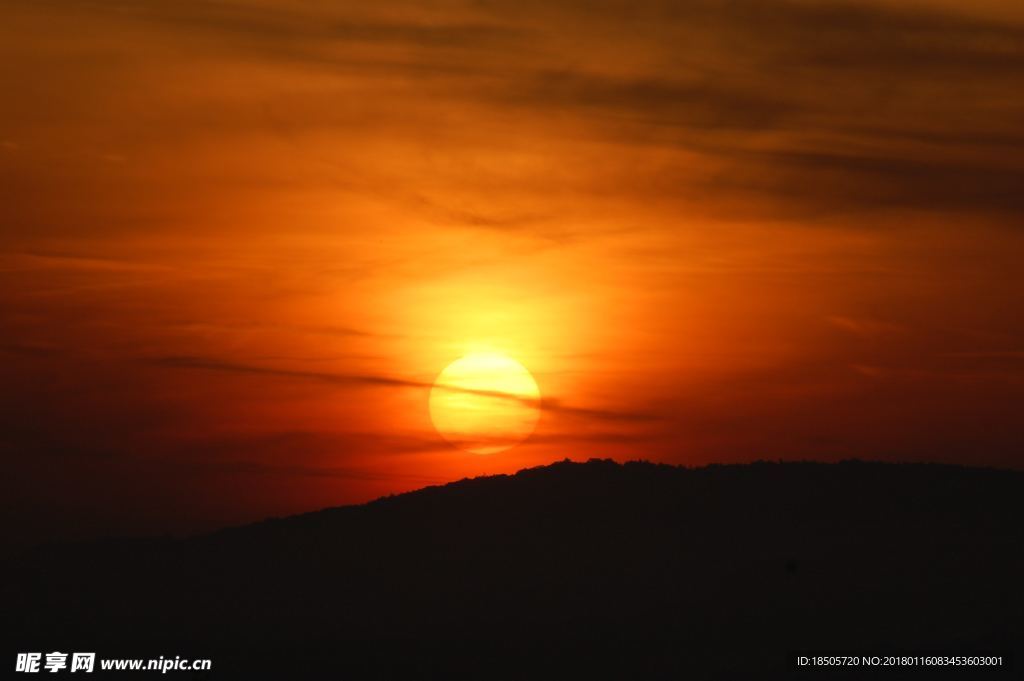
[5,459,1023,679]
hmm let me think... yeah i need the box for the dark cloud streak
[149,355,656,422]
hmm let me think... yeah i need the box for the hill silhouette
[4,459,1022,679]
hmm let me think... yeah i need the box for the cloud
[940,351,1024,359]
[193,459,445,482]
[0,342,61,357]
[22,0,530,59]
[0,252,176,274]
[826,316,906,339]
[163,430,451,480]
[113,428,658,481]
[148,355,657,421]
[3,0,1023,238]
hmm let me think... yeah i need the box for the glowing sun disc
[429,352,541,454]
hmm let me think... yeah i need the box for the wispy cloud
[826,316,906,339]
[148,355,656,421]
[7,0,1022,227]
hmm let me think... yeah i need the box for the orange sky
[2,0,1023,546]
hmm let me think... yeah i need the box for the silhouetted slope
[5,459,1023,679]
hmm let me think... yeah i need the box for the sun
[429,352,541,454]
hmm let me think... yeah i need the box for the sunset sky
[2,0,1023,546]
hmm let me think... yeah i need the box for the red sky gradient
[2,0,1023,547]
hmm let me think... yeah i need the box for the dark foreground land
[4,459,1023,679]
